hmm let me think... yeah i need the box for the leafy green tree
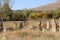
[56,8,60,18]
[42,14,48,19]
[52,11,57,19]
[24,9,31,18]
[16,13,26,21]
[11,13,16,21]
[29,12,38,20]
[5,16,10,21]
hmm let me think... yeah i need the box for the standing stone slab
[46,21,50,31]
[3,21,16,29]
[59,17,60,31]
[51,19,56,32]
[38,21,42,30]
[1,28,6,40]
[42,21,46,32]
[42,28,45,31]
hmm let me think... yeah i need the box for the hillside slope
[32,0,60,11]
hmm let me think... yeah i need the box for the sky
[11,0,57,10]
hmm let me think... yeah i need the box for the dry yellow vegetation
[0,29,60,40]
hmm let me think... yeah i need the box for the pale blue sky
[11,0,57,10]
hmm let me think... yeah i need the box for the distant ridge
[31,0,60,11]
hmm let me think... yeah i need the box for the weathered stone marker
[42,21,46,32]
[29,25,34,29]
[42,28,45,31]
[38,21,42,31]
[1,28,6,40]
[46,21,50,31]
[59,17,60,31]
[51,19,56,32]
[20,22,23,29]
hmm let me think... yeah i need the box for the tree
[42,14,48,19]
[56,8,60,18]
[2,0,14,21]
[23,8,31,19]
[5,16,10,21]
[52,10,57,19]
[11,13,16,21]
[52,8,60,19]
[29,12,38,20]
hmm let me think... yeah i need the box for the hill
[31,0,60,11]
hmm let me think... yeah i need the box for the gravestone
[38,21,42,30]
[30,25,34,29]
[41,21,46,32]
[20,21,24,29]
[1,28,6,40]
[51,19,56,32]
[42,28,45,31]
[46,21,50,31]
[59,17,60,31]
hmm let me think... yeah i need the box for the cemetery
[0,0,60,40]
[0,18,59,32]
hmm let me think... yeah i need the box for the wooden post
[51,19,56,32]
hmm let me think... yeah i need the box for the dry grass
[0,29,60,40]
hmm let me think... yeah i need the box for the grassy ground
[0,29,60,40]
